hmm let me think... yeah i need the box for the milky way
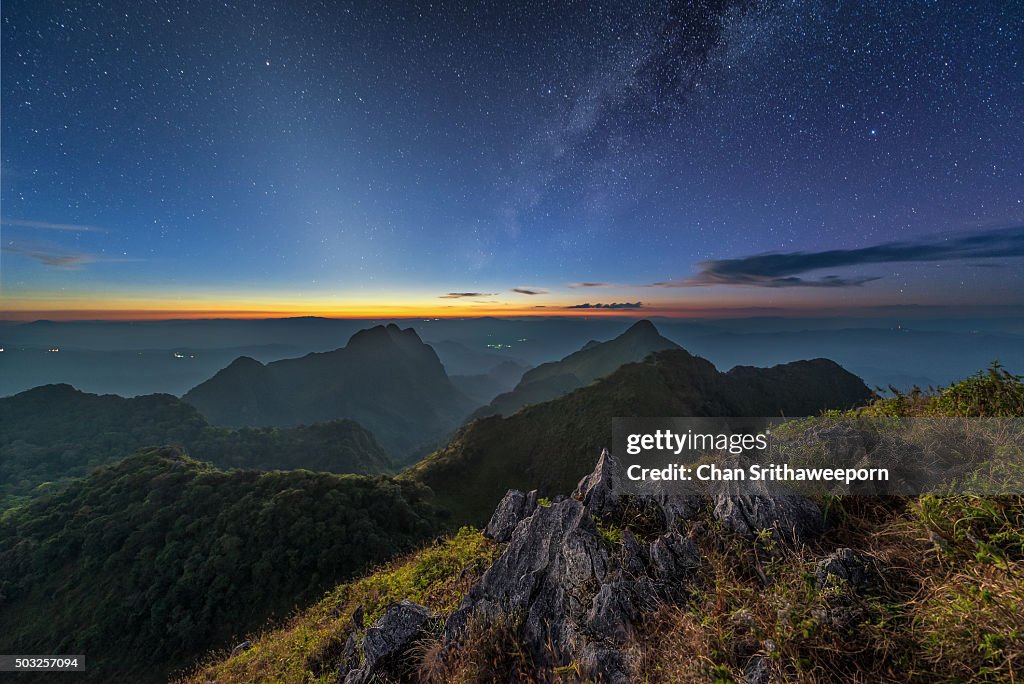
[1,1,1021,315]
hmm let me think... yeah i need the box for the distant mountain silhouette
[450,360,531,407]
[410,347,872,524]
[471,319,680,419]
[428,339,530,376]
[183,324,475,463]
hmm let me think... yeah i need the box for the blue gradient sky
[1,1,1022,318]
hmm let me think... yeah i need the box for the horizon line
[3,303,1024,323]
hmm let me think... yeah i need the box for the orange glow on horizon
[0,301,853,321]
[0,287,880,321]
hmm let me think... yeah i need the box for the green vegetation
[0,384,393,508]
[194,364,1023,683]
[409,349,870,525]
[627,489,1022,682]
[0,447,441,683]
[183,528,500,684]
[632,365,1024,682]
[472,318,679,419]
[859,361,1024,418]
[6,361,1021,683]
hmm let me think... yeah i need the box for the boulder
[343,599,434,684]
[712,461,825,543]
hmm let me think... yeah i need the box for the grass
[181,527,499,684]
[860,362,1024,419]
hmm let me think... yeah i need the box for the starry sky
[1,0,1022,319]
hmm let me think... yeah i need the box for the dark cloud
[3,243,97,269]
[512,288,548,295]
[569,282,609,288]
[567,301,643,309]
[654,226,1024,288]
[439,292,496,299]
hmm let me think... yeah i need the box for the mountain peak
[227,355,264,369]
[347,324,424,348]
[622,319,658,337]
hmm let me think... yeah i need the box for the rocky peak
[347,323,413,348]
[225,355,264,370]
[622,318,659,337]
[442,450,705,682]
[341,449,829,683]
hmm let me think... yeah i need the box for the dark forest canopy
[0,448,442,683]
[0,383,393,508]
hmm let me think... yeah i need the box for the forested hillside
[411,348,871,524]
[190,365,1024,684]
[0,448,442,683]
[0,384,393,508]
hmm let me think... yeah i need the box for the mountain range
[410,345,872,524]
[471,319,681,419]
[183,324,477,464]
[0,384,393,507]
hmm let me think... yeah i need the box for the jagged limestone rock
[446,497,608,662]
[482,488,538,543]
[578,642,639,684]
[586,579,639,641]
[649,531,700,583]
[815,548,873,592]
[342,599,433,684]
[573,448,619,518]
[712,460,825,543]
[444,451,703,683]
[648,491,703,528]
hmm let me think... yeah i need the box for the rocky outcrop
[574,448,619,518]
[482,488,538,543]
[444,451,704,683]
[712,458,825,544]
[341,600,436,684]
[815,548,874,592]
[341,450,835,682]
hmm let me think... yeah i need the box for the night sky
[2,1,1022,318]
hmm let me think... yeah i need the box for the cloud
[654,226,1024,288]
[2,242,139,269]
[512,288,548,295]
[1,217,104,232]
[569,282,609,288]
[2,243,97,269]
[567,301,643,309]
[439,292,496,299]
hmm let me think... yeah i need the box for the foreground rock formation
[337,449,832,683]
